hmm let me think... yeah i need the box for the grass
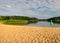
[2,20,29,25]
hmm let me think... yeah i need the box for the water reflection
[27,21,60,27]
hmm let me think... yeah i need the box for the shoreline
[0,23,59,28]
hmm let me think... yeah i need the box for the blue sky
[0,0,60,19]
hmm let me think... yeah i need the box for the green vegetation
[38,16,60,24]
[0,16,38,25]
[47,16,60,23]
[0,16,60,25]
[3,20,28,25]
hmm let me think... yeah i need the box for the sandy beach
[0,23,60,43]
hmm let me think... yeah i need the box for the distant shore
[0,23,60,43]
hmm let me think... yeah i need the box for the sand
[0,23,60,43]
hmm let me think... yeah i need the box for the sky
[0,0,60,19]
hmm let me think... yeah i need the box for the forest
[0,16,38,25]
[47,16,60,23]
[0,16,60,25]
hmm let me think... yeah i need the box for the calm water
[27,21,60,27]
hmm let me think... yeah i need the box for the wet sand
[0,23,60,43]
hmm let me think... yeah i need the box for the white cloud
[47,0,60,10]
[6,5,11,8]
[0,0,60,18]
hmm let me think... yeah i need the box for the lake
[27,21,60,27]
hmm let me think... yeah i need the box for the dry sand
[0,23,60,43]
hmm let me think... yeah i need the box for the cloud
[0,0,60,19]
[6,5,11,8]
